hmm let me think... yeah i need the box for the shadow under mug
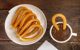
[50,22,77,43]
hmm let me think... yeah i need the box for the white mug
[50,22,77,43]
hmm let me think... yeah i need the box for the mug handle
[72,33,77,36]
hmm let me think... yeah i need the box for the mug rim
[50,22,73,43]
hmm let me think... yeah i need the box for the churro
[18,19,40,35]
[19,13,37,29]
[52,13,67,31]
[13,9,31,28]
[20,24,42,38]
[19,25,43,41]
[11,6,28,26]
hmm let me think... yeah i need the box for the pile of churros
[11,6,43,41]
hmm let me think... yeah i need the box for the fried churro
[11,7,27,27]
[20,24,42,38]
[52,13,67,31]
[19,13,37,29]
[19,25,43,41]
[18,19,40,35]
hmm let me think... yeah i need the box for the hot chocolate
[52,23,70,41]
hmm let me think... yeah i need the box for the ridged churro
[19,13,37,29]
[18,19,40,35]
[19,25,43,41]
[11,7,28,27]
[52,13,67,31]
[20,24,42,38]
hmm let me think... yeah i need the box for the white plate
[5,4,47,45]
